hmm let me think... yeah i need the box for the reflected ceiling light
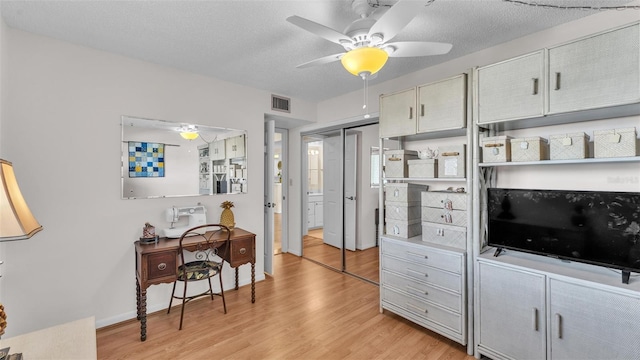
[179,125,199,140]
[0,159,42,242]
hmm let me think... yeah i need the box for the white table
[0,316,96,359]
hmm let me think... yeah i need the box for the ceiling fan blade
[287,15,351,45]
[384,41,452,57]
[367,0,425,43]
[296,53,345,69]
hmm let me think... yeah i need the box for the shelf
[479,156,640,167]
[383,127,467,141]
[384,177,466,182]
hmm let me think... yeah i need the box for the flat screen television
[487,188,640,283]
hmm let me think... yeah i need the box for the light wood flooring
[96,254,473,359]
[304,228,380,283]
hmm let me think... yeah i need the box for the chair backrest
[177,224,231,267]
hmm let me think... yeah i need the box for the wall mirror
[121,115,247,199]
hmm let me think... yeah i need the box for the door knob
[346,196,355,200]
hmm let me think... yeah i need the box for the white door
[263,120,275,275]
[323,135,342,249]
[344,134,357,251]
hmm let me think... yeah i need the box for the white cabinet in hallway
[307,194,323,229]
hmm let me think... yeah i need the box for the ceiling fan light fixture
[340,47,389,77]
[179,125,199,140]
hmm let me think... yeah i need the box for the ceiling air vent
[271,95,291,113]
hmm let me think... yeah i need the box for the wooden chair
[167,224,228,330]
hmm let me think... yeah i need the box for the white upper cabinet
[476,51,545,125]
[548,22,640,114]
[379,88,417,138]
[225,134,246,159]
[417,74,467,132]
[209,139,226,161]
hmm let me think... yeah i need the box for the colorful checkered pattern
[128,142,165,177]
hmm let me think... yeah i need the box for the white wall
[353,124,379,250]
[0,8,7,305]
[0,27,316,336]
[286,9,640,256]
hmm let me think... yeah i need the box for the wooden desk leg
[234,267,239,290]
[136,280,141,320]
[139,286,147,341]
[251,262,255,303]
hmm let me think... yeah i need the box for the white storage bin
[385,201,421,221]
[408,159,437,178]
[511,136,549,162]
[385,218,421,238]
[422,222,467,250]
[594,128,637,158]
[482,136,512,162]
[385,183,428,202]
[422,207,467,227]
[422,191,467,210]
[384,150,418,178]
[437,145,466,178]
[549,132,589,160]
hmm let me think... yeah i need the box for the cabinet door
[478,261,546,360]
[210,139,226,160]
[225,135,246,159]
[477,51,545,124]
[379,88,417,138]
[314,202,323,227]
[548,23,640,114]
[417,74,467,133]
[233,134,246,158]
[549,279,640,360]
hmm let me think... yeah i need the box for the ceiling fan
[287,0,452,79]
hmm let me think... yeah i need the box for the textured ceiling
[0,0,636,103]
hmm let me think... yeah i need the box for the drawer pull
[407,285,428,296]
[406,303,428,314]
[157,263,167,271]
[406,268,428,278]
[407,251,428,260]
[239,248,247,255]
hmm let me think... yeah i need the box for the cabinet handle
[555,313,563,339]
[408,106,413,119]
[157,262,167,271]
[554,72,561,90]
[420,104,425,117]
[406,268,428,278]
[406,303,428,314]
[406,285,428,296]
[407,251,428,260]
[532,78,539,95]
[532,308,539,331]
[239,248,247,255]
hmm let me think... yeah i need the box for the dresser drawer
[382,270,462,312]
[228,237,255,266]
[382,255,462,292]
[147,252,177,281]
[382,286,462,334]
[381,239,464,274]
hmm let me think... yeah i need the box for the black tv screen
[487,188,640,274]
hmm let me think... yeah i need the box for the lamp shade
[180,131,199,140]
[0,159,42,241]
[341,47,389,77]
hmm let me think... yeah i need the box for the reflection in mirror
[121,116,247,199]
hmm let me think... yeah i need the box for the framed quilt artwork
[129,142,165,177]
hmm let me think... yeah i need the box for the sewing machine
[161,205,207,238]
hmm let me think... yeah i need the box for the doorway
[301,122,380,284]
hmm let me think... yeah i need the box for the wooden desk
[134,228,255,341]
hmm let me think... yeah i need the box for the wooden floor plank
[96,253,473,359]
